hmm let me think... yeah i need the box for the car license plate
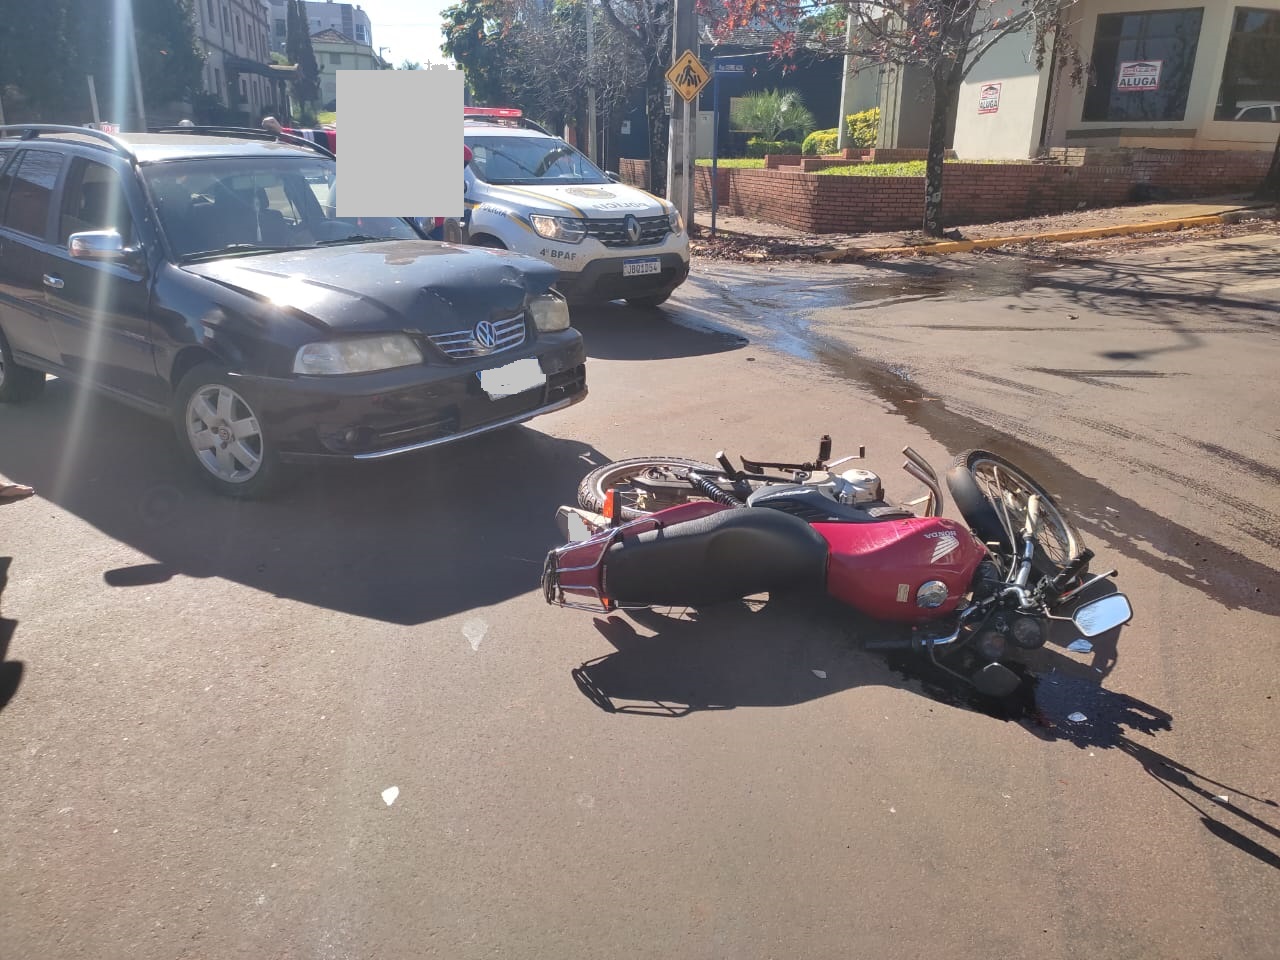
[478,357,544,399]
[622,257,661,278]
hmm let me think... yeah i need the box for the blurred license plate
[478,357,544,399]
[622,257,661,277]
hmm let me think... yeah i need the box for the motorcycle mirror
[1071,593,1133,637]
[972,662,1021,698]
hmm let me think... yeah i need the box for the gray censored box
[336,69,463,218]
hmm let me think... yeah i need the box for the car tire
[0,327,48,404]
[172,364,287,499]
[625,292,671,309]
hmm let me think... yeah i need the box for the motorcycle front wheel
[946,450,1084,576]
[578,457,720,521]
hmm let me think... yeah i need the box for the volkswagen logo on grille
[624,214,642,244]
[473,320,498,350]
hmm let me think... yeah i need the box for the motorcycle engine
[827,468,884,505]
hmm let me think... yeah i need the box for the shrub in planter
[845,107,880,148]
[747,137,803,158]
[802,128,839,155]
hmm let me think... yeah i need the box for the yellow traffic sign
[666,50,710,102]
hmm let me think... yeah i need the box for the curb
[813,206,1277,263]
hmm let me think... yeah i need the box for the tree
[595,0,673,192]
[287,0,321,108]
[442,0,517,106]
[399,59,424,70]
[704,0,1087,237]
[0,0,73,121]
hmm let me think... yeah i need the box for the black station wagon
[0,125,587,497]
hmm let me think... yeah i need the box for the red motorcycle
[541,437,1133,697]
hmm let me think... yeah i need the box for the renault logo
[624,214,641,244]
[474,320,497,350]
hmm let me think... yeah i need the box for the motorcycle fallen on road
[541,437,1133,697]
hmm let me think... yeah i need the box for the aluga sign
[1116,61,1162,92]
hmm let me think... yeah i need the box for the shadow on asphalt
[0,381,609,626]
[570,303,747,361]
[572,594,1280,871]
[0,557,22,713]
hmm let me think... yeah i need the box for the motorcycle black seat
[746,484,914,523]
[604,507,828,607]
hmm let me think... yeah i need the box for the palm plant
[729,88,817,141]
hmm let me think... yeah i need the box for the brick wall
[688,147,1270,234]
[619,158,651,191]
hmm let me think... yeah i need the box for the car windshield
[465,134,610,186]
[141,156,420,261]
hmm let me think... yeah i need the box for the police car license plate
[478,357,544,399]
[622,257,661,278]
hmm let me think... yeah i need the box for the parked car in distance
[0,125,587,498]
[1231,101,1280,122]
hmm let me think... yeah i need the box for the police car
[461,107,690,308]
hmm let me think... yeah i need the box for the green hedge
[746,137,804,158]
[802,128,839,155]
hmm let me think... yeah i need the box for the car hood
[183,240,559,335]
[483,182,669,218]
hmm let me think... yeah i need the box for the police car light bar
[463,107,522,118]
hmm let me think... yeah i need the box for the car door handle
[43,274,64,290]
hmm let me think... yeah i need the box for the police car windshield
[465,135,610,186]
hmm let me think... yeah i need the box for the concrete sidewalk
[691,194,1276,261]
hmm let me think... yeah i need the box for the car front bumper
[239,329,587,463]
[552,253,690,304]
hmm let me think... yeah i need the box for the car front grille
[427,312,527,359]
[585,216,671,247]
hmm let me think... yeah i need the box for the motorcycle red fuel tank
[815,517,986,622]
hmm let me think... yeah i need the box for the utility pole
[585,0,597,164]
[836,13,856,150]
[665,0,697,227]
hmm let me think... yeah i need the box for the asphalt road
[2,233,1277,959]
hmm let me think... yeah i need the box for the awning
[225,56,298,79]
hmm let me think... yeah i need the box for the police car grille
[427,313,527,359]
[586,216,671,247]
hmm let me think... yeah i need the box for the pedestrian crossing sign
[666,50,711,102]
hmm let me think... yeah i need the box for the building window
[274,18,286,37]
[327,52,341,65]
[1215,7,1280,122]
[214,67,222,101]
[355,25,366,42]
[235,14,241,41]
[207,0,214,20]
[1083,8,1205,122]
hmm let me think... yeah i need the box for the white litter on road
[1068,638,1093,653]
[811,669,828,679]
[381,786,400,806]
[1067,712,1088,723]
[463,618,488,651]
[1214,795,1230,804]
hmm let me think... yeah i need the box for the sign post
[710,59,743,237]
[665,49,710,230]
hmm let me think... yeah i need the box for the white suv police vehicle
[461,108,689,308]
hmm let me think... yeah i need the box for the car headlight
[528,292,570,332]
[293,334,423,375]
[530,214,587,243]
[668,207,684,234]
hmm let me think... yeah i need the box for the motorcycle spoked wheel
[577,457,721,521]
[946,450,1084,578]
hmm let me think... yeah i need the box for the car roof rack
[0,123,138,163]
[148,125,335,159]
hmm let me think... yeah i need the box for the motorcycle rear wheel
[578,457,720,521]
[946,450,1084,576]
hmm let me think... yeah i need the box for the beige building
[952,1,1280,158]
[191,0,293,122]
[311,28,388,109]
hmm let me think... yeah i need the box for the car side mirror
[605,170,621,182]
[68,230,136,264]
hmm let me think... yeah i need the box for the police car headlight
[529,293,570,332]
[668,208,684,234]
[293,334,422,375]
[530,215,587,243]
